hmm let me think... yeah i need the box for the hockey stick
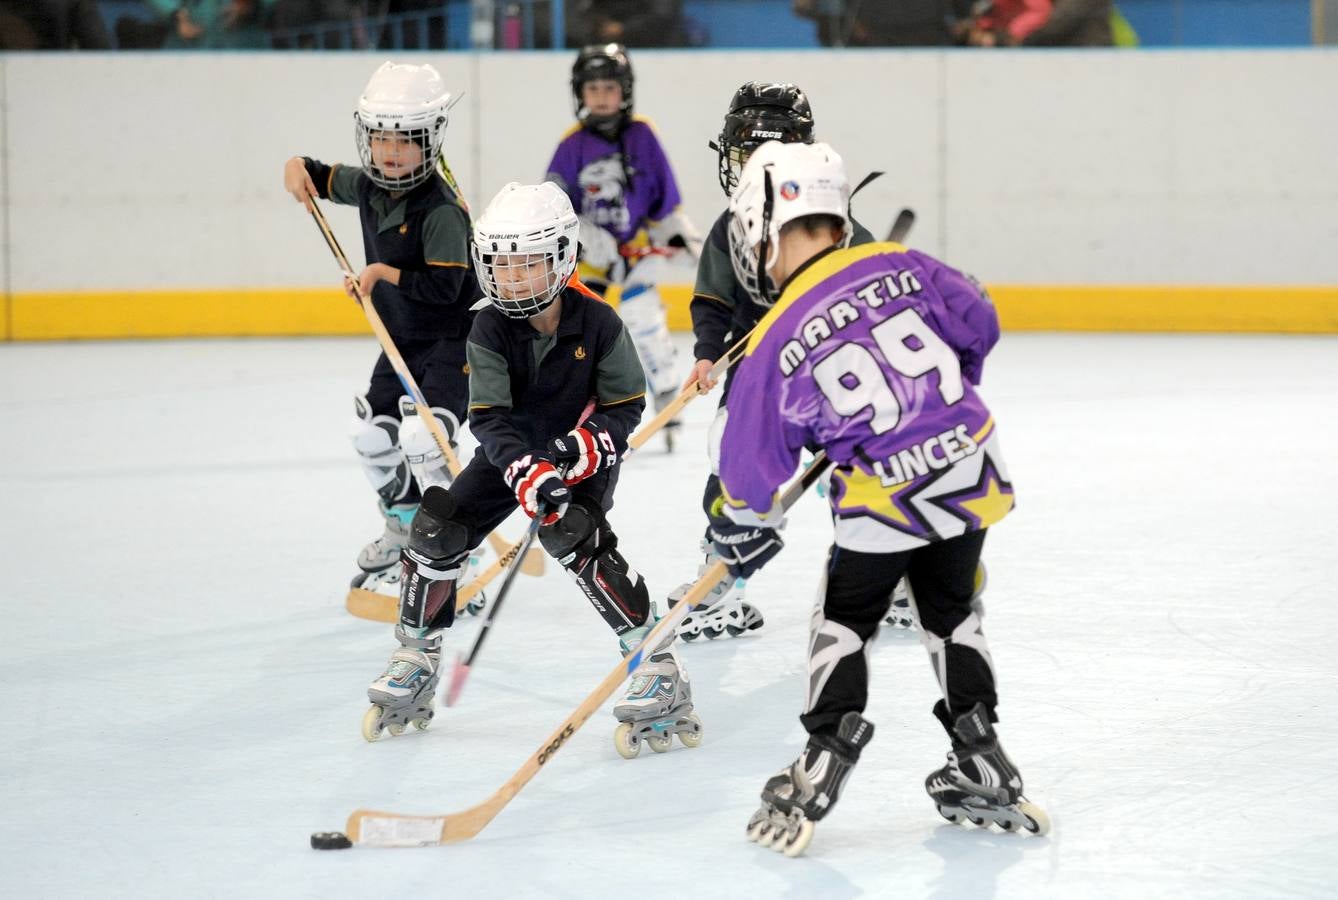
[886,207,916,244]
[624,330,750,455]
[306,199,544,577]
[332,452,832,849]
[445,515,544,707]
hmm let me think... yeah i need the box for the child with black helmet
[544,43,700,451]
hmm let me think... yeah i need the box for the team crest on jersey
[399,223,409,235]
[574,345,586,360]
[779,181,801,201]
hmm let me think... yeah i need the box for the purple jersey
[545,117,683,245]
[719,243,1014,552]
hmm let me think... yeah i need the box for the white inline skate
[673,541,762,641]
[925,702,1050,835]
[612,634,702,758]
[361,625,443,742]
[746,711,874,858]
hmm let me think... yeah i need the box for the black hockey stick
[886,207,916,243]
[445,514,543,707]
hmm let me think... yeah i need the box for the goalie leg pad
[616,287,679,396]
[350,394,410,505]
[540,500,651,635]
[400,486,471,630]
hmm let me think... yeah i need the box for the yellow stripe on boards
[989,285,1338,333]
[6,284,1337,341]
[11,289,370,340]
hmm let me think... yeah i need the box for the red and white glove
[546,421,618,485]
[503,452,570,525]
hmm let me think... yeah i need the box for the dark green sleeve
[466,340,512,411]
[596,325,647,406]
[328,165,363,206]
[467,337,531,469]
[690,213,737,363]
[421,203,471,266]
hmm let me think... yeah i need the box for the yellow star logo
[831,468,917,529]
[957,474,1014,528]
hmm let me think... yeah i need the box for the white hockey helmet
[355,61,454,192]
[728,140,852,306]
[471,182,581,320]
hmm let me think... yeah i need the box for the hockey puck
[310,831,353,850]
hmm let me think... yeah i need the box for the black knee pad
[542,501,650,634]
[408,485,471,563]
[538,499,606,563]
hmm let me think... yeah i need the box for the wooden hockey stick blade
[344,559,728,847]
[886,207,916,244]
[340,454,832,848]
[344,532,532,623]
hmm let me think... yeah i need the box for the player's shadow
[921,821,1052,899]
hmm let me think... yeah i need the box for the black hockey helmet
[714,81,815,196]
[571,43,634,141]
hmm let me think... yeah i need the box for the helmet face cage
[355,115,446,192]
[472,237,575,320]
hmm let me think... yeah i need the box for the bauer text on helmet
[355,62,454,193]
[472,182,581,320]
[727,141,852,307]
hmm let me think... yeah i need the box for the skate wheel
[613,722,641,759]
[725,624,744,638]
[1019,801,1051,836]
[703,626,724,640]
[360,706,384,743]
[936,805,961,824]
[967,814,986,827]
[388,723,406,737]
[411,716,432,732]
[780,819,814,858]
[678,715,703,749]
[647,733,673,753]
[680,630,699,642]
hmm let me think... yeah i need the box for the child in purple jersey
[544,43,700,448]
[708,141,1049,857]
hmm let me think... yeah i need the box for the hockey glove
[503,452,570,525]
[546,421,618,485]
[708,517,784,580]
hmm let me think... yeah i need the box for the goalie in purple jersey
[711,141,1049,857]
[544,43,701,450]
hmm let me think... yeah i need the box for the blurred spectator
[567,0,687,48]
[1019,0,1112,45]
[271,0,365,48]
[370,0,448,50]
[961,0,1053,47]
[144,0,275,48]
[795,0,972,47]
[0,0,111,48]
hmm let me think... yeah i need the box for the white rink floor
[2,332,1337,900]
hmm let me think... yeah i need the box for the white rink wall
[1,49,1336,297]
